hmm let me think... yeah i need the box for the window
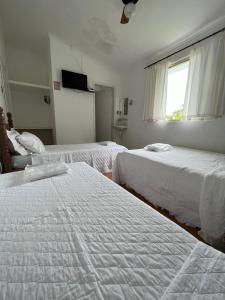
[144,33,224,123]
[166,60,189,121]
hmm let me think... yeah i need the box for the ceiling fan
[120,0,139,24]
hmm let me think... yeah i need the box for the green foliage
[166,107,183,121]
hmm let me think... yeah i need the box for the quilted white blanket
[31,143,127,173]
[200,167,225,248]
[113,147,225,237]
[0,162,224,299]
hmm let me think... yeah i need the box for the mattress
[113,147,225,228]
[0,162,224,299]
[32,143,127,173]
[11,154,32,169]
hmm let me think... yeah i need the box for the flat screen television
[62,70,88,91]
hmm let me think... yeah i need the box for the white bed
[113,147,225,244]
[12,143,127,172]
[0,162,225,299]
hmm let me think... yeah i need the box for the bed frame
[0,107,13,173]
[0,107,54,173]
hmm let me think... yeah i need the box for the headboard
[0,107,54,173]
[0,107,12,173]
[7,112,14,129]
[16,128,54,145]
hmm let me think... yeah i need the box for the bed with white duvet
[113,146,225,246]
[0,162,225,299]
[32,143,127,172]
[11,142,127,172]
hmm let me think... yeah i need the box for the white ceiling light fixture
[120,0,140,24]
[124,3,136,19]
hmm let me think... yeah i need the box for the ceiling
[1,0,225,70]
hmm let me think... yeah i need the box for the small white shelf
[113,125,127,138]
[15,127,53,130]
[8,80,50,90]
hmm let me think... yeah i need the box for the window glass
[166,60,189,121]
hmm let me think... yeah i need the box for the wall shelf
[8,80,50,90]
[15,127,53,130]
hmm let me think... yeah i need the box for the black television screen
[62,70,88,91]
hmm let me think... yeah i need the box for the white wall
[6,41,53,129]
[0,21,8,113]
[49,34,123,145]
[122,62,225,153]
[10,87,52,129]
[0,25,5,63]
[6,41,49,85]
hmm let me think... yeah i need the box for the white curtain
[184,31,225,119]
[143,61,168,121]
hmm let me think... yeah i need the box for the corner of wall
[47,33,57,144]
[0,18,11,114]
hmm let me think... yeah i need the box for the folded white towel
[24,162,69,182]
[99,141,116,146]
[144,143,173,152]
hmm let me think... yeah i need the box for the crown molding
[144,15,225,67]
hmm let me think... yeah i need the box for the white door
[95,87,113,142]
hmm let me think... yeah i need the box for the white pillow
[144,143,173,152]
[6,129,29,156]
[99,141,116,146]
[17,132,45,154]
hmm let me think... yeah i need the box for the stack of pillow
[7,129,45,156]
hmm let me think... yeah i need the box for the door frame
[94,83,115,141]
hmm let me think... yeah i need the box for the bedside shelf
[8,80,50,90]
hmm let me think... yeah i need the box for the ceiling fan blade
[122,0,139,4]
[120,7,129,24]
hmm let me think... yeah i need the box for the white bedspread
[0,170,25,189]
[0,162,225,299]
[113,147,225,228]
[199,167,225,248]
[32,143,127,173]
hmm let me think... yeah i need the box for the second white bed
[113,147,225,229]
